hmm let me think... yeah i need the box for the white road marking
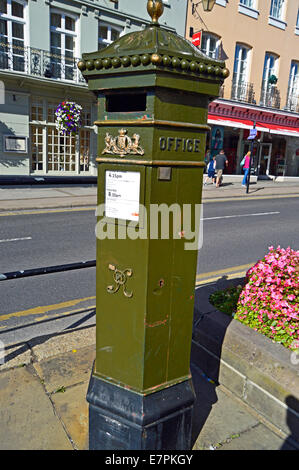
[202,211,280,221]
[0,237,32,243]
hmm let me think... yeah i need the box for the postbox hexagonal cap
[78,2,229,83]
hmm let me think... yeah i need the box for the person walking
[204,156,216,185]
[215,149,228,187]
[241,151,251,187]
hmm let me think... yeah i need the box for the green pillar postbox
[78,1,229,450]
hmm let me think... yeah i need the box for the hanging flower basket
[268,74,278,85]
[55,101,82,136]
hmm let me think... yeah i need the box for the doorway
[258,143,272,178]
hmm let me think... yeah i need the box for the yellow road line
[0,296,96,322]
[0,264,251,325]
[196,270,247,287]
[196,263,253,281]
[0,263,253,323]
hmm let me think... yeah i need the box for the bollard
[78,0,229,450]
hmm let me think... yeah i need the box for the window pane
[209,37,216,52]
[12,1,24,18]
[65,35,74,52]
[201,33,218,59]
[111,28,119,42]
[12,21,24,39]
[51,13,61,28]
[47,102,58,122]
[270,0,282,19]
[51,31,61,48]
[12,38,24,49]
[65,16,75,31]
[99,25,108,39]
[0,18,7,36]
[98,42,107,51]
[240,0,253,6]
[0,0,7,14]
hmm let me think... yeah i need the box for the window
[80,129,91,172]
[0,0,26,72]
[48,128,77,172]
[270,0,284,19]
[232,44,251,100]
[31,125,43,171]
[30,98,93,174]
[98,22,122,50]
[240,0,253,7]
[260,53,280,107]
[201,32,220,59]
[30,97,43,121]
[238,0,259,19]
[50,10,78,80]
[262,53,278,87]
[286,62,299,112]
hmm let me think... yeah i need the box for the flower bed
[210,246,299,350]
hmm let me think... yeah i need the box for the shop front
[0,77,97,178]
[207,105,299,180]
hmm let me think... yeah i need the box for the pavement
[0,278,298,451]
[0,179,299,212]
[0,178,298,450]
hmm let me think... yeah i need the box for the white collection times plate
[105,170,140,222]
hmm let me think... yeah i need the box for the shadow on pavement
[280,396,299,450]
[0,307,96,367]
[190,275,244,448]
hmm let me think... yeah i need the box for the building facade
[0,0,187,177]
[186,0,299,179]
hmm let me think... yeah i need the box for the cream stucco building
[186,0,299,179]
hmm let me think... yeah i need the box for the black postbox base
[86,372,196,450]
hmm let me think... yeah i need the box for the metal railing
[259,84,281,109]
[285,92,299,113]
[230,80,256,104]
[0,42,85,85]
[0,260,96,281]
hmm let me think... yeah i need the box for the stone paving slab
[0,196,97,211]
[0,365,73,450]
[0,330,297,450]
[33,345,95,394]
[0,343,32,371]
[29,326,96,362]
[51,381,89,450]
[218,423,295,451]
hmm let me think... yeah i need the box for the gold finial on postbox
[147,0,164,24]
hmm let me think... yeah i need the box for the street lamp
[201,0,216,11]
[193,0,216,12]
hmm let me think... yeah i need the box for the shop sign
[4,135,27,153]
[248,128,257,140]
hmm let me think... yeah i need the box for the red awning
[208,114,299,137]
